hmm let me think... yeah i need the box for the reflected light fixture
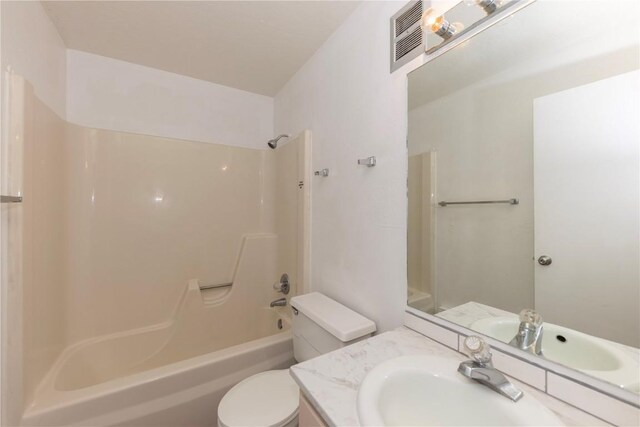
[466,0,502,15]
[421,8,461,40]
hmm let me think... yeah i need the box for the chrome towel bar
[438,198,519,207]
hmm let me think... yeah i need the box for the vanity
[291,327,612,426]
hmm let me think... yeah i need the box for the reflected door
[533,71,640,347]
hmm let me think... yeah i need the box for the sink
[470,316,639,389]
[357,355,563,426]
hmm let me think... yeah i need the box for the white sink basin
[357,355,563,426]
[470,317,639,390]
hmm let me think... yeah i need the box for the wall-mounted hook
[314,168,330,177]
[357,156,376,167]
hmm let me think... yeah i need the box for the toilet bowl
[217,292,376,427]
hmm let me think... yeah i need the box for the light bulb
[421,8,457,40]
[420,8,437,31]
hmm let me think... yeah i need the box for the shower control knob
[273,273,290,294]
[537,255,552,266]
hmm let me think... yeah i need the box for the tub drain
[277,319,283,330]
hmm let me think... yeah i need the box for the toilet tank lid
[290,292,376,342]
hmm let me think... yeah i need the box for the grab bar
[438,198,519,207]
[198,282,232,290]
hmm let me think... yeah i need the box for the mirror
[407,0,640,394]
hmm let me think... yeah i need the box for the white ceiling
[42,1,360,96]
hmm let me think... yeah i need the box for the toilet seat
[218,370,299,427]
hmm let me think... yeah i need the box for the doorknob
[537,255,552,266]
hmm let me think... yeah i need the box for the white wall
[1,10,275,150]
[66,50,274,149]
[274,1,422,332]
[0,1,67,118]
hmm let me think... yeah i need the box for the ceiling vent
[391,0,424,72]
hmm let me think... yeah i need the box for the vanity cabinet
[299,393,328,427]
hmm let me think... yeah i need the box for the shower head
[267,134,290,149]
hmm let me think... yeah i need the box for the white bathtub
[22,309,294,426]
[407,287,434,313]
[21,234,297,426]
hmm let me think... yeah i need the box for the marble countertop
[290,327,608,427]
[436,301,515,328]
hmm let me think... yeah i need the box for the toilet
[217,292,376,427]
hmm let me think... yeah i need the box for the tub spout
[270,298,287,308]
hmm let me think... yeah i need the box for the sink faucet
[509,309,544,356]
[270,297,287,308]
[458,336,524,402]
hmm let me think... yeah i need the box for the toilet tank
[290,292,377,362]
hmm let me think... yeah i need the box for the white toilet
[217,292,376,427]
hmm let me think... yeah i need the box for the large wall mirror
[407,0,639,396]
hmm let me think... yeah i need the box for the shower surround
[2,74,310,426]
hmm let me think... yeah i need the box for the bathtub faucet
[270,298,287,308]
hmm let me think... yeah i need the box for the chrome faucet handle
[464,336,493,365]
[273,273,290,295]
[519,309,543,327]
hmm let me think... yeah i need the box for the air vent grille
[395,27,422,61]
[395,1,422,36]
[391,0,424,72]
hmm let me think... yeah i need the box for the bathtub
[407,287,434,313]
[20,233,298,426]
[22,304,294,426]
